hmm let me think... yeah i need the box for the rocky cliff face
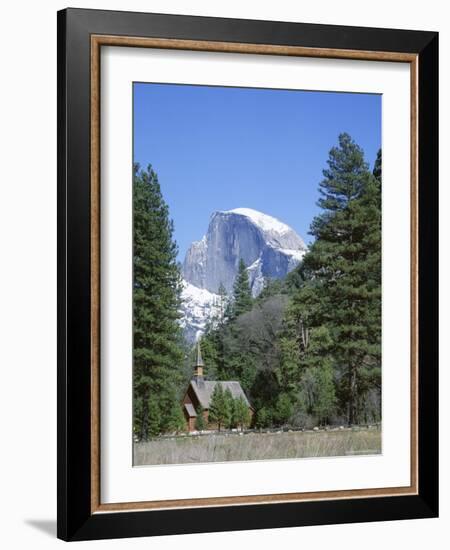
[182,208,306,296]
[180,208,307,341]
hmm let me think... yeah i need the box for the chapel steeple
[193,340,205,387]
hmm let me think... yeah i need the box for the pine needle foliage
[133,164,185,440]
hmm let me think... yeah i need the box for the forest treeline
[133,133,382,440]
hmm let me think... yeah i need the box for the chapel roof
[184,402,197,418]
[189,379,251,409]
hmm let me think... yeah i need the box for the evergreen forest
[133,133,382,440]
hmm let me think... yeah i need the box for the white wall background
[0,1,447,548]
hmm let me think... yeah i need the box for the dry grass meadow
[133,428,381,466]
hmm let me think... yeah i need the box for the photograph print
[132,82,382,466]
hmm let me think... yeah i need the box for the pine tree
[198,281,228,381]
[208,383,223,430]
[230,259,253,318]
[302,327,336,423]
[195,405,206,431]
[275,393,294,426]
[165,402,186,433]
[276,283,324,409]
[277,335,301,398]
[223,388,234,429]
[291,322,337,426]
[133,164,184,440]
[214,260,256,385]
[232,396,251,430]
[312,362,336,425]
[199,329,219,380]
[255,407,272,429]
[208,383,232,431]
[159,386,183,433]
[147,398,161,437]
[215,283,228,378]
[217,282,228,326]
[299,134,381,425]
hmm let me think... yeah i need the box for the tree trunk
[140,394,149,440]
[347,366,357,426]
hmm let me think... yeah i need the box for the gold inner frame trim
[90,34,419,514]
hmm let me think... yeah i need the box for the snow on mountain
[183,208,306,294]
[226,207,291,235]
[181,208,307,341]
[246,255,265,296]
[279,248,306,261]
[180,281,220,343]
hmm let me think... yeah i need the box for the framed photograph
[57,8,438,541]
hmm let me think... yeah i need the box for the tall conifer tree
[231,259,253,318]
[298,133,381,424]
[133,164,184,440]
[208,383,233,431]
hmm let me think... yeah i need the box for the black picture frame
[57,7,438,541]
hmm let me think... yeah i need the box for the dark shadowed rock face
[182,208,307,296]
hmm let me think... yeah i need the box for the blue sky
[134,83,381,261]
